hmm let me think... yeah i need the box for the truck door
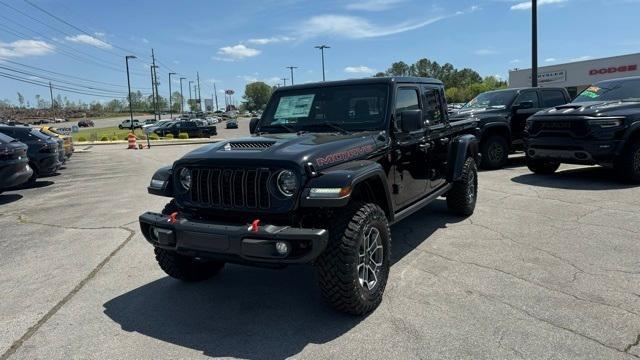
[391,86,429,209]
[511,90,541,144]
[422,85,449,191]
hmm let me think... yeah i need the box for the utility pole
[315,45,330,81]
[125,55,136,131]
[168,73,176,119]
[48,81,54,118]
[149,66,155,119]
[151,49,160,120]
[188,81,193,112]
[531,0,538,87]
[282,78,288,86]
[196,72,202,112]
[179,77,186,115]
[286,66,298,85]
[213,82,219,111]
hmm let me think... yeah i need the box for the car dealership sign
[528,70,566,84]
[589,64,637,76]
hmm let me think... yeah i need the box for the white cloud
[545,57,557,62]
[511,0,568,11]
[570,55,592,62]
[297,14,446,39]
[216,44,260,60]
[238,75,280,84]
[0,39,55,58]
[345,0,407,11]
[510,59,521,64]
[141,38,149,44]
[475,48,498,55]
[247,36,294,45]
[345,66,377,74]
[65,34,113,49]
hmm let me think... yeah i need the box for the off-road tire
[526,157,561,175]
[447,157,478,216]
[316,203,391,315]
[481,135,509,170]
[155,200,225,282]
[616,140,640,183]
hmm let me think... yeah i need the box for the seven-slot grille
[188,167,271,209]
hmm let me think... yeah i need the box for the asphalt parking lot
[1,139,640,359]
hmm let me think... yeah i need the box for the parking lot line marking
[0,226,136,360]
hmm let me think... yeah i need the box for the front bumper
[525,137,623,166]
[0,161,33,189]
[139,212,329,265]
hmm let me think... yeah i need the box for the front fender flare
[447,134,479,182]
[147,165,174,197]
[300,160,393,217]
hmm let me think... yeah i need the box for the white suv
[118,119,142,129]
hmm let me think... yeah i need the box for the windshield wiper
[316,121,350,134]
[621,98,640,103]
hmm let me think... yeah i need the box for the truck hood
[179,132,383,170]
[533,100,640,118]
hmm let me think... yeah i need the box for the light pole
[125,55,136,132]
[531,0,538,87]
[188,81,193,112]
[315,45,330,81]
[286,66,298,85]
[282,78,288,87]
[168,72,176,119]
[179,77,186,115]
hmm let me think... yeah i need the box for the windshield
[462,90,517,110]
[573,79,640,103]
[259,84,389,133]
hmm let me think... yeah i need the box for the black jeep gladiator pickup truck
[139,77,480,315]
[524,76,640,182]
[451,87,571,169]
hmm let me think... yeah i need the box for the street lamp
[531,0,538,87]
[314,45,330,81]
[179,77,186,115]
[168,72,176,119]
[282,78,288,87]
[286,66,298,85]
[125,55,136,132]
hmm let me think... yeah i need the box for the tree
[242,82,272,111]
[171,91,183,113]
[386,61,411,76]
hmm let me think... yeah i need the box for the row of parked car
[0,122,74,193]
[116,112,243,139]
[442,76,640,183]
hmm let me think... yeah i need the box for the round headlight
[179,168,192,190]
[277,170,298,196]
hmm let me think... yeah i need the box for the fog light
[275,241,290,256]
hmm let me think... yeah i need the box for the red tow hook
[167,212,178,225]
[251,219,261,232]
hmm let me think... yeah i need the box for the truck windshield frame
[258,84,390,133]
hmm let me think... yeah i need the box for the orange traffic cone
[127,133,137,149]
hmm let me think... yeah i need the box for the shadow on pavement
[25,180,55,189]
[103,200,466,359]
[0,193,23,205]
[511,166,637,191]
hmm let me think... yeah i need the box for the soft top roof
[276,76,443,92]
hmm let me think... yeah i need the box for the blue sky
[0,0,639,106]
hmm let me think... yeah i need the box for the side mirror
[249,118,260,134]
[398,110,423,133]
[514,100,534,110]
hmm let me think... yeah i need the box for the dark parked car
[0,125,61,185]
[154,121,217,138]
[451,87,571,169]
[525,76,640,182]
[0,132,32,192]
[139,77,480,315]
[225,119,238,129]
[77,119,94,127]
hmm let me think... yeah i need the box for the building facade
[509,53,640,98]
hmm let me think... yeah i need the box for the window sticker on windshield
[582,91,599,99]
[274,95,315,118]
[586,86,600,93]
